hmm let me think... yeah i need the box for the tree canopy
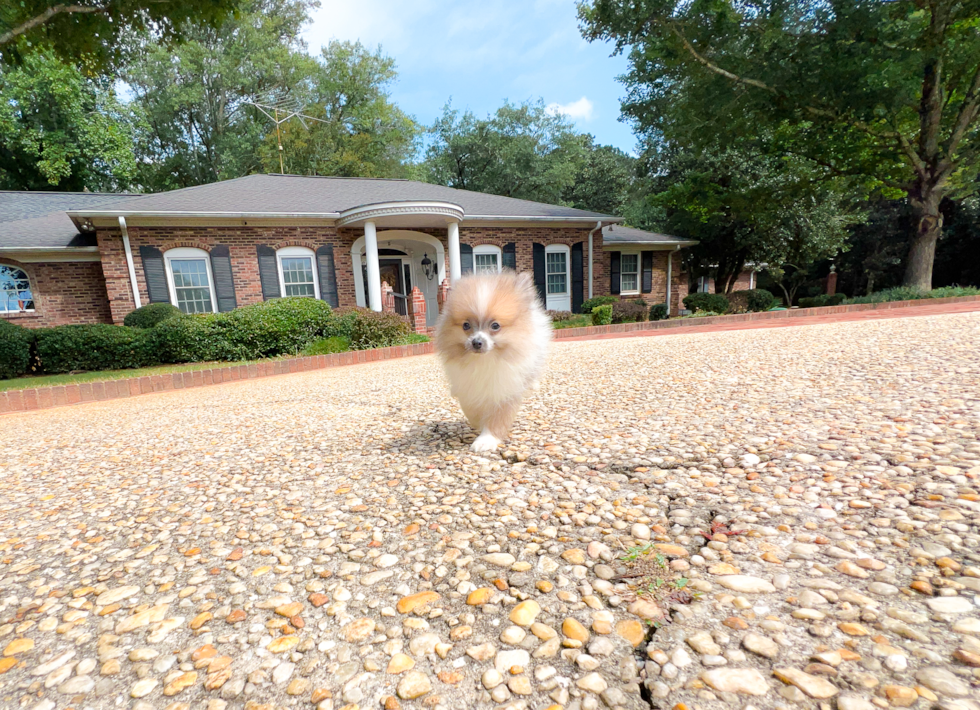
[580,0,980,290]
[0,0,244,71]
[0,51,136,191]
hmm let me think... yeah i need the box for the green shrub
[684,292,729,314]
[591,304,613,326]
[580,295,618,314]
[547,310,574,322]
[123,303,182,328]
[746,289,778,312]
[301,336,351,356]
[798,293,847,308]
[931,285,980,298]
[217,297,334,358]
[34,325,156,373]
[329,307,366,341]
[399,333,431,345]
[649,303,668,321]
[349,310,411,350]
[149,315,246,363]
[611,300,647,323]
[0,320,33,379]
[844,285,979,305]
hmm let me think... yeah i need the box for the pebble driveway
[1,311,979,710]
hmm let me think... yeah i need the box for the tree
[425,101,588,205]
[0,51,136,191]
[580,0,980,290]
[259,41,419,178]
[0,0,244,71]
[126,0,316,190]
[643,145,855,294]
[562,139,635,215]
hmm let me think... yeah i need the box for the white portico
[340,201,464,324]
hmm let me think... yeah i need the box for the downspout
[666,245,680,316]
[587,221,601,299]
[119,217,142,309]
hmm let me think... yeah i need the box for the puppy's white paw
[471,432,501,452]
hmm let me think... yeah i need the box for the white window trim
[164,247,217,314]
[619,252,640,295]
[0,264,36,313]
[472,244,502,274]
[697,275,711,293]
[276,246,320,299]
[544,244,570,295]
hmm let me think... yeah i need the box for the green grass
[551,314,592,330]
[0,360,262,392]
[301,336,351,356]
[398,333,431,344]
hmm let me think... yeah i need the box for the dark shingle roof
[0,191,133,248]
[67,174,619,221]
[602,224,696,246]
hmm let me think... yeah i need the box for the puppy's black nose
[471,336,484,350]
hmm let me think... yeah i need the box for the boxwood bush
[649,303,668,321]
[349,309,411,350]
[123,303,182,328]
[728,289,778,313]
[684,292,729,314]
[217,297,335,358]
[0,320,33,379]
[611,300,647,323]
[798,293,847,308]
[580,295,618,314]
[591,304,613,325]
[34,324,156,374]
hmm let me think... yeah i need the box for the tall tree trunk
[904,186,943,291]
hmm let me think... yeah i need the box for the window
[277,247,319,298]
[620,253,639,292]
[473,245,502,274]
[0,265,34,313]
[546,250,567,294]
[697,276,711,293]
[165,248,215,314]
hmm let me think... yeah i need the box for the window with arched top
[276,246,319,298]
[0,264,35,313]
[164,247,216,314]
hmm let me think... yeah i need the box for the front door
[363,259,407,314]
[545,246,571,311]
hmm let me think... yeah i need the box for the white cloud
[545,96,594,121]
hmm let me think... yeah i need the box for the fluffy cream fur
[434,271,552,452]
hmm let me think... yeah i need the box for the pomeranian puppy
[434,270,552,452]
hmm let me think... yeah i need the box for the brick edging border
[1,342,435,415]
[552,294,980,339]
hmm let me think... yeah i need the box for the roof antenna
[239,91,329,174]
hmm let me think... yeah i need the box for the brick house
[1,175,696,329]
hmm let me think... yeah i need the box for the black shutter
[210,245,238,312]
[610,251,621,295]
[139,246,170,304]
[641,250,654,294]
[460,243,474,275]
[256,245,281,300]
[316,245,339,307]
[571,242,584,314]
[532,243,546,302]
[502,242,516,271]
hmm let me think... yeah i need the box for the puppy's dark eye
[462,322,471,331]
[490,322,500,331]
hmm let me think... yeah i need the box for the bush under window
[684,292,729,314]
[649,303,668,321]
[611,300,647,323]
[580,295,618,314]
[0,320,33,379]
[349,309,411,350]
[34,324,157,374]
[123,303,182,328]
[591,304,613,325]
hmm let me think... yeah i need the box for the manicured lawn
[0,360,260,393]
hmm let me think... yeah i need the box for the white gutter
[69,210,343,219]
[0,246,99,253]
[666,246,678,316]
[118,216,142,309]
[587,221,601,299]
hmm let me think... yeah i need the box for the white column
[666,249,673,316]
[364,220,382,312]
[447,221,461,284]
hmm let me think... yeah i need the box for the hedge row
[683,289,776,314]
[0,299,412,379]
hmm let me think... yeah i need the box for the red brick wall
[600,249,688,314]
[96,224,600,323]
[0,258,112,328]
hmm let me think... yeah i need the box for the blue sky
[301,0,638,154]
